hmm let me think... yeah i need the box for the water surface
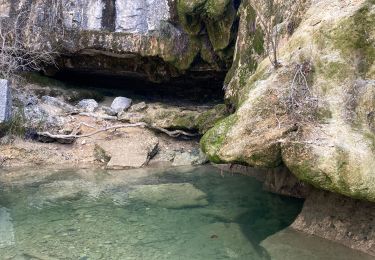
[0,166,371,259]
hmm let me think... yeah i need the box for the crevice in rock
[101,0,116,31]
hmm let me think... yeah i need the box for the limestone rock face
[291,190,375,256]
[0,79,12,123]
[3,0,238,80]
[201,0,375,201]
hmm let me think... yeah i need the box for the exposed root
[37,122,199,143]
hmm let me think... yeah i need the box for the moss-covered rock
[202,0,375,202]
[196,104,229,134]
[200,114,237,163]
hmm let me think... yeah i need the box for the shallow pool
[0,166,371,259]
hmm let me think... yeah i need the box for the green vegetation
[200,114,237,163]
[0,108,27,138]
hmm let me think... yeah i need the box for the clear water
[0,166,371,260]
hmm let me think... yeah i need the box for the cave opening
[46,70,226,106]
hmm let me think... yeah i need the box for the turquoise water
[0,166,371,259]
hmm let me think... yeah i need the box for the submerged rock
[128,183,208,209]
[0,79,12,123]
[0,207,15,248]
[111,97,132,114]
[260,228,374,260]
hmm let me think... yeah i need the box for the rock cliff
[0,0,239,81]
[201,0,375,202]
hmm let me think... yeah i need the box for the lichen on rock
[202,0,375,202]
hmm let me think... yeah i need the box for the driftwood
[37,122,199,143]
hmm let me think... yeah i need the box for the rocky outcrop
[201,0,375,202]
[292,189,375,256]
[0,79,12,123]
[2,0,239,81]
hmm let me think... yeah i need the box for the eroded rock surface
[292,189,375,256]
[2,0,238,81]
[201,0,375,202]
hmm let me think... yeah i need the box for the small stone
[129,102,147,112]
[118,112,144,123]
[101,106,117,116]
[111,97,132,114]
[77,99,98,112]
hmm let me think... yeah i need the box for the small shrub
[0,108,27,138]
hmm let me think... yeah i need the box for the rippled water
[0,166,371,259]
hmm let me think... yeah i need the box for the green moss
[0,108,27,138]
[205,0,231,18]
[177,0,237,51]
[196,104,229,134]
[206,2,236,51]
[170,113,198,131]
[200,114,237,163]
[329,2,375,77]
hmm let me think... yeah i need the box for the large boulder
[201,0,375,201]
[0,79,12,123]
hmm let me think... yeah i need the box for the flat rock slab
[0,79,12,123]
[260,228,374,260]
[98,135,159,169]
[0,207,15,248]
[128,183,208,209]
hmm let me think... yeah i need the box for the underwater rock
[260,228,374,260]
[128,183,208,209]
[0,207,15,248]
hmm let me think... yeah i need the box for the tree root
[37,122,199,143]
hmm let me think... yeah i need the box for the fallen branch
[79,112,118,121]
[37,122,199,143]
